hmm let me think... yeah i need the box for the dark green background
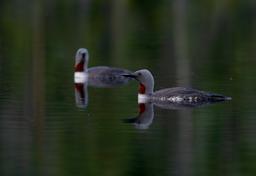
[0,0,256,175]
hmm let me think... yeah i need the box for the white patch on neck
[138,94,149,103]
[74,72,88,83]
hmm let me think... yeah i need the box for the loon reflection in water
[75,82,88,108]
[123,69,231,105]
[124,99,230,129]
[74,75,132,108]
[74,48,132,87]
[124,103,154,129]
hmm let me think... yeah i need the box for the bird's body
[74,48,132,87]
[124,69,231,105]
[152,87,230,103]
[87,66,132,87]
[152,87,231,109]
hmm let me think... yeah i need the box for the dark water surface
[1,1,256,176]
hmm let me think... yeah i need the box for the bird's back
[152,87,231,107]
[87,66,132,87]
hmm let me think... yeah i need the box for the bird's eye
[138,73,142,76]
[82,53,86,59]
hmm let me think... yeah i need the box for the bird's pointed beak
[122,117,138,124]
[122,73,137,79]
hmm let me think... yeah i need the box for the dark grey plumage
[87,66,132,88]
[151,87,231,109]
[153,87,230,102]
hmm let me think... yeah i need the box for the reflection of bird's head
[123,69,154,95]
[75,48,89,72]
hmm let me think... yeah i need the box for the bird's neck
[138,82,154,95]
[139,83,146,94]
[74,71,88,83]
[75,59,87,72]
[138,83,153,103]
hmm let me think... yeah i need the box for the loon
[74,48,132,87]
[124,69,232,105]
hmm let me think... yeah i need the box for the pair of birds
[74,48,231,106]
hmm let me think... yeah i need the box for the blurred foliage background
[0,0,256,176]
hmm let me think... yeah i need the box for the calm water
[1,1,256,176]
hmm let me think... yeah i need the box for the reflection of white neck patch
[74,72,88,83]
[138,94,149,103]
